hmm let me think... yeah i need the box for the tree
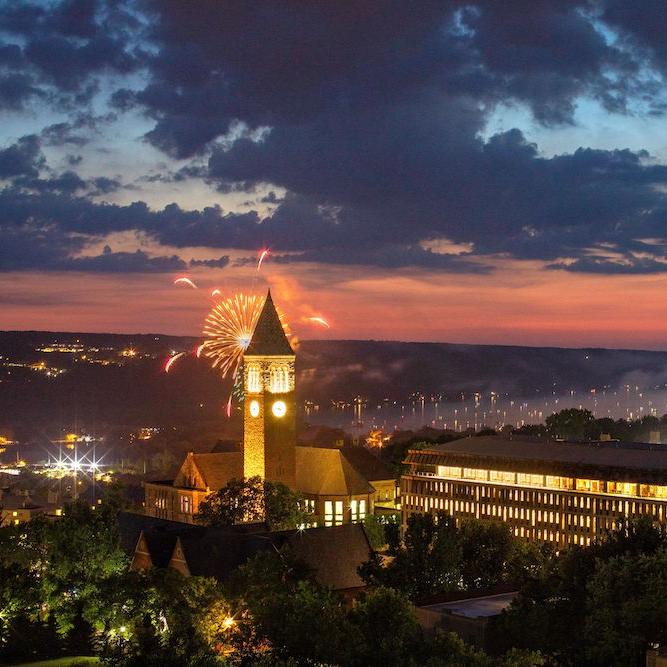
[493,518,667,665]
[361,515,528,601]
[349,587,422,666]
[584,548,667,667]
[362,514,388,550]
[545,408,594,440]
[231,548,353,664]
[0,499,127,662]
[196,476,312,530]
[360,512,461,600]
[97,569,233,666]
[458,520,513,590]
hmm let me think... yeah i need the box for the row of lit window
[434,466,667,499]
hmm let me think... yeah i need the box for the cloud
[190,255,230,268]
[3,1,667,275]
[0,135,45,178]
[66,246,187,272]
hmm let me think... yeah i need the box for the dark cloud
[3,1,667,274]
[90,176,122,194]
[0,135,45,178]
[66,246,186,272]
[15,170,88,194]
[0,0,143,105]
[190,256,230,269]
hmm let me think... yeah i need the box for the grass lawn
[9,657,99,667]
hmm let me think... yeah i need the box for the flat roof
[421,592,518,618]
[412,435,667,472]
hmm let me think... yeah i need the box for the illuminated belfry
[242,290,296,487]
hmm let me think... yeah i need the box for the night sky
[2,1,667,348]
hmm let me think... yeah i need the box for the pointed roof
[245,290,294,356]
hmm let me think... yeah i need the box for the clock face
[272,400,287,418]
[249,400,260,418]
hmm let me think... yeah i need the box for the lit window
[463,468,488,481]
[359,500,366,520]
[607,481,637,496]
[180,496,192,514]
[490,470,516,484]
[437,465,462,478]
[247,364,261,393]
[517,473,545,487]
[269,365,290,393]
[576,479,603,493]
[546,475,573,490]
[335,500,344,525]
[324,501,333,526]
[350,500,358,522]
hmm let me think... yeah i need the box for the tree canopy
[195,475,312,530]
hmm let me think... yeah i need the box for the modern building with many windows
[401,435,667,548]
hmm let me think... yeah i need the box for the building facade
[402,435,667,548]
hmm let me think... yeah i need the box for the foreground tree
[493,518,667,666]
[196,475,312,530]
[360,514,528,601]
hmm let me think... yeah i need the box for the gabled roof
[173,452,243,491]
[125,514,371,592]
[295,446,374,496]
[244,290,293,356]
[285,523,371,590]
[341,446,396,482]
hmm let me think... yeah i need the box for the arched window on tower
[246,363,262,393]
[269,364,290,393]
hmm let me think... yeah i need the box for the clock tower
[242,290,296,488]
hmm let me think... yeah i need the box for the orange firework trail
[257,249,270,271]
[164,352,185,373]
[307,316,330,328]
[174,276,198,289]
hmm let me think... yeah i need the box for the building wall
[371,479,398,504]
[402,465,667,548]
[0,507,45,526]
[302,492,375,527]
[144,482,208,524]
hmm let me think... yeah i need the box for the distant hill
[2,331,667,432]
[297,339,667,403]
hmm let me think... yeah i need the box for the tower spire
[245,289,293,356]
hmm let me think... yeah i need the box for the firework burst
[200,292,292,381]
[200,294,265,378]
